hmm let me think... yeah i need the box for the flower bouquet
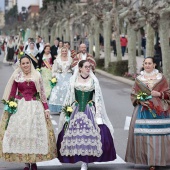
[18,51,24,59]
[2,98,18,129]
[62,105,73,132]
[36,68,42,73]
[136,92,152,101]
[50,77,57,88]
[136,91,156,118]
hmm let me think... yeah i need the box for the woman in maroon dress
[0,56,57,170]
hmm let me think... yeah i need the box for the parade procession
[0,0,170,170]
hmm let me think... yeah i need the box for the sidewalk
[96,51,144,86]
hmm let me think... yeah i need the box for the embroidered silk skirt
[125,105,170,166]
[0,98,57,163]
[57,105,116,163]
[49,72,72,113]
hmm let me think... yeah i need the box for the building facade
[0,11,5,28]
[5,0,16,12]
[17,0,42,13]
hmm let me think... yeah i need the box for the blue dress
[49,57,72,113]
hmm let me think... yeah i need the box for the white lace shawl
[25,42,39,57]
[57,69,114,139]
[2,62,47,104]
[52,54,72,77]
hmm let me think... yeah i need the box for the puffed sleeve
[8,81,18,99]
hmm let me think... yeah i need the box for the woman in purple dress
[57,60,116,170]
[0,56,57,170]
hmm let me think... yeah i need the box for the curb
[95,69,134,86]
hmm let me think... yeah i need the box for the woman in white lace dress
[0,56,57,170]
[57,60,116,170]
[49,47,72,114]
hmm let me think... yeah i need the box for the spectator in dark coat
[141,35,146,58]
[154,42,162,67]
[50,39,59,64]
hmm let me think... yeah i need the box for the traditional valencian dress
[125,69,170,166]
[57,70,116,163]
[40,54,53,98]
[49,55,72,113]
[0,65,57,163]
[6,41,15,63]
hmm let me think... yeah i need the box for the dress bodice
[15,81,38,101]
[74,77,95,112]
[52,57,72,76]
[137,70,162,90]
[75,89,94,112]
[8,71,48,110]
[10,73,39,101]
[42,54,52,67]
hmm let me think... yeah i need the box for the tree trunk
[65,20,70,41]
[137,30,141,56]
[24,28,30,42]
[40,25,44,39]
[30,25,36,39]
[50,24,56,44]
[44,25,49,43]
[88,25,94,55]
[146,23,155,57]
[58,22,62,39]
[37,25,41,36]
[159,18,170,83]
[113,0,122,61]
[104,13,112,69]
[120,19,126,35]
[69,18,74,50]
[94,17,100,60]
[55,23,59,39]
[127,24,137,74]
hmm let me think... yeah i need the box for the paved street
[0,54,170,170]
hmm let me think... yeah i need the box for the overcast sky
[0,0,5,12]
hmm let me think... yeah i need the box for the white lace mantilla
[3,98,48,154]
[60,112,103,157]
[52,56,72,77]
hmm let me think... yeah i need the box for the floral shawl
[131,75,170,115]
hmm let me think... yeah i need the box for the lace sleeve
[95,90,102,119]
[52,59,58,77]
[39,76,48,110]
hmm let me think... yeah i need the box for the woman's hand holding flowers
[151,90,161,97]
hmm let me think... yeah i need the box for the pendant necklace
[80,74,89,79]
